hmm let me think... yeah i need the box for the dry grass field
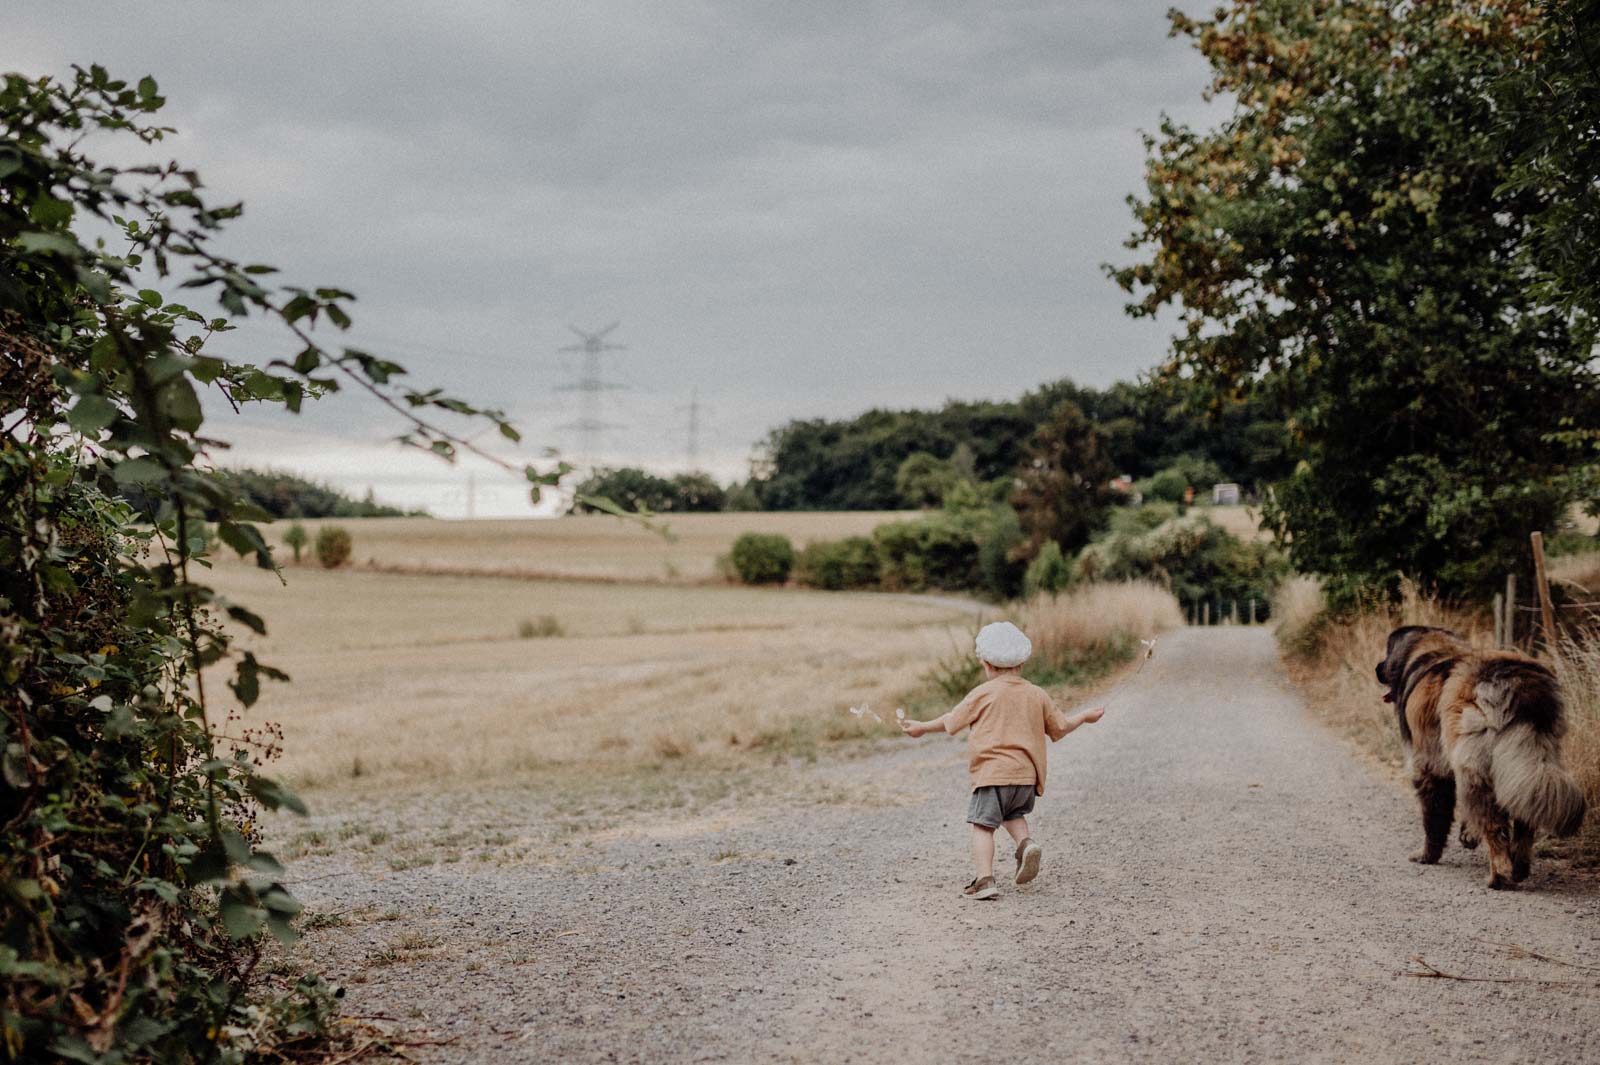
[209,513,1183,798]
[209,558,974,790]
[265,511,913,583]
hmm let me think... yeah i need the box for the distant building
[1212,482,1241,506]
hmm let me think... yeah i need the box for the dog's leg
[1460,771,1516,889]
[1458,821,1479,850]
[1409,773,1455,864]
[1509,819,1535,883]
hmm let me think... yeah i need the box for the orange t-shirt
[947,673,1072,795]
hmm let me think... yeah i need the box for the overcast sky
[12,2,1215,516]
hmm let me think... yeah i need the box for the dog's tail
[1478,663,1587,837]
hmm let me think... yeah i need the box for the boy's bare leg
[1000,816,1029,845]
[970,824,996,880]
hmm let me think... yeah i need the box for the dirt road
[283,627,1599,1063]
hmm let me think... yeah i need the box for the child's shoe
[1014,838,1043,885]
[961,876,999,901]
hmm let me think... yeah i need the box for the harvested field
[208,557,973,790]
[263,511,913,583]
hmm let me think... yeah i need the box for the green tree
[894,451,961,508]
[1009,400,1117,561]
[570,467,726,514]
[0,65,565,1059]
[1114,0,1599,604]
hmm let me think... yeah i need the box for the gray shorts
[966,784,1036,828]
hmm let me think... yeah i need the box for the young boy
[899,621,1103,900]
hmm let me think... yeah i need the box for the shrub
[315,525,354,568]
[873,512,983,592]
[976,504,1027,600]
[517,615,564,639]
[1077,511,1286,622]
[729,532,795,584]
[284,520,308,563]
[795,536,880,590]
[1023,541,1072,598]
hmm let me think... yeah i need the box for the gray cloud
[12,1,1216,513]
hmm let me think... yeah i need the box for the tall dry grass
[1548,638,1600,824]
[925,581,1183,700]
[1277,579,1599,858]
[1276,581,1486,767]
[1020,580,1184,664]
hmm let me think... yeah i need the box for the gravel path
[282,627,1600,1063]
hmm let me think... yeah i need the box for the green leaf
[230,656,259,707]
[111,457,165,485]
[219,893,265,939]
[15,230,82,257]
[226,604,267,635]
[247,774,309,815]
[137,75,158,100]
[66,394,118,434]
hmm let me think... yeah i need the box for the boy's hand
[1080,706,1105,724]
[899,718,930,738]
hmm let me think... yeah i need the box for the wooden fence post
[1505,573,1518,648]
[1530,531,1557,647]
[1249,598,1257,625]
[1202,601,1210,626]
[1492,592,1504,648]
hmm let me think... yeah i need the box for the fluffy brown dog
[1376,626,1586,888]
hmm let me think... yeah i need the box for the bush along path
[276,627,1598,1064]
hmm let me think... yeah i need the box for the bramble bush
[0,65,569,1062]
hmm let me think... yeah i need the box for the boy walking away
[900,621,1103,900]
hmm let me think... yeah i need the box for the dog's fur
[1376,626,1586,888]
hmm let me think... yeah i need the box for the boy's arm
[899,710,954,738]
[1045,705,1105,742]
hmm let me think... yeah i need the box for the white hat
[975,621,1031,668]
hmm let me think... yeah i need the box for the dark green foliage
[1136,454,1225,505]
[1,64,549,1061]
[1115,1,1599,606]
[1023,541,1072,598]
[721,480,762,512]
[794,536,880,590]
[570,467,726,514]
[1010,401,1117,561]
[218,468,423,519]
[872,514,983,593]
[314,526,353,569]
[748,377,1292,511]
[1078,509,1288,622]
[894,451,963,508]
[976,505,1028,601]
[1498,2,1600,326]
[728,532,795,584]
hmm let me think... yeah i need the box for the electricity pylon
[555,322,626,467]
[677,387,712,472]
